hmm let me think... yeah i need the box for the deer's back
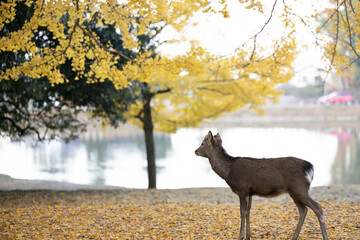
[227,156,312,197]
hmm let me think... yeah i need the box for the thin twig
[344,0,360,59]
[76,24,132,61]
[197,87,231,95]
[250,0,278,61]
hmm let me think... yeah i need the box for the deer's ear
[207,131,215,145]
[214,133,222,145]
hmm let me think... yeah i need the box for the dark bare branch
[197,87,231,95]
[317,1,344,31]
[154,88,171,95]
[1,116,45,141]
[250,0,278,60]
[344,0,360,59]
[331,0,341,68]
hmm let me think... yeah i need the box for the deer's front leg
[239,195,250,240]
[246,196,252,240]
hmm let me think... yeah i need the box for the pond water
[0,125,359,189]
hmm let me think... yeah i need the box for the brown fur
[195,131,328,240]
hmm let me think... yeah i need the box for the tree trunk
[142,89,156,189]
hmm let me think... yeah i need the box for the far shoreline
[1,174,359,203]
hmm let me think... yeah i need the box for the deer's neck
[208,147,232,180]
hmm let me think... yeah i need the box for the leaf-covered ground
[1,187,359,239]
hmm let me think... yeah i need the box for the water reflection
[0,125,359,188]
[327,128,360,185]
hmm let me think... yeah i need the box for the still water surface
[0,126,359,189]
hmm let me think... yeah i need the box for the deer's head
[195,131,222,158]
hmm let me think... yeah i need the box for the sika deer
[195,131,328,240]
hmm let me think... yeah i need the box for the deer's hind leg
[290,192,328,240]
[290,196,308,240]
[304,195,328,240]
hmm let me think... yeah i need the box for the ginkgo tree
[2,0,351,188]
[125,38,296,188]
[316,0,360,93]
[318,0,360,72]
[0,1,138,141]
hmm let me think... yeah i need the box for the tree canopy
[318,0,360,72]
[1,0,300,134]
[0,1,137,141]
[317,0,360,95]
